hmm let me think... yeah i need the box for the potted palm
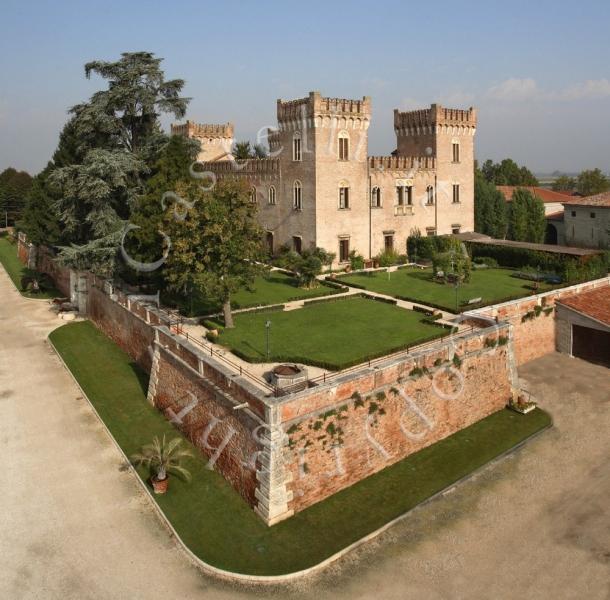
[131,435,193,494]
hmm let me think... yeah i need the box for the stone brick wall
[37,246,71,297]
[474,277,610,365]
[151,344,263,506]
[278,326,513,513]
[87,281,156,373]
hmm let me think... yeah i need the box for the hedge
[467,242,608,284]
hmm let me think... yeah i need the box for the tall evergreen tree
[48,52,189,275]
[474,170,507,238]
[508,188,545,243]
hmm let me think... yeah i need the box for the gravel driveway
[1,266,608,599]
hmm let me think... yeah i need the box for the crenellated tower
[171,121,234,162]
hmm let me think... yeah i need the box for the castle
[171,91,477,264]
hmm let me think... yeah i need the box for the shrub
[498,336,509,346]
[349,250,365,271]
[473,256,499,268]
[375,249,400,267]
[452,354,462,368]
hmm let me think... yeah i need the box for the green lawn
[165,270,341,316]
[339,267,555,312]
[216,296,450,370]
[50,320,551,576]
[0,235,61,298]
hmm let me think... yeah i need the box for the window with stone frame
[371,186,382,208]
[339,184,350,209]
[293,133,302,161]
[452,184,460,203]
[268,186,276,205]
[426,185,435,205]
[338,131,349,161]
[293,181,302,210]
[250,186,257,203]
[426,227,436,237]
[452,224,461,234]
[339,238,350,262]
[293,236,302,254]
[452,142,460,163]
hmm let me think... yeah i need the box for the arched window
[371,186,382,208]
[250,186,257,203]
[338,180,350,209]
[293,180,302,210]
[338,130,349,161]
[292,132,302,161]
[268,186,276,205]
[426,185,434,205]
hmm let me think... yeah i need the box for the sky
[1,0,610,175]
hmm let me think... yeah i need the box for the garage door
[572,324,610,368]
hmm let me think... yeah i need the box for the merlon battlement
[368,155,436,171]
[277,91,371,122]
[201,157,280,176]
[171,121,234,139]
[394,104,476,131]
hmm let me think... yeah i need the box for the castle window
[293,132,302,161]
[268,186,276,205]
[293,180,302,210]
[452,142,460,163]
[384,234,394,252]
[426,227,436,237]
[452,184,460,203]
[371,186,382,208]
[396,186,413,206]
[339,238,350,262]
[426,185,435,205]
[452,225,461,234]
[339,182,350,209]
[338,131,349,161]
[590,212,596,218]
[571,210,576,217]
[293,236,302,254]
[250,187,257,203]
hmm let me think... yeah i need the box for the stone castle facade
[171,91,477,264]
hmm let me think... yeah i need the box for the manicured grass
[166,270,341,316]
[215,296,450,370]
[339,267,555,312]
[0,235,61,299]
[50,320,551,575]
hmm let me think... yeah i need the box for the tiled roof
[557,286,610,327]
[568,191,610,208]
[497,186,575,204]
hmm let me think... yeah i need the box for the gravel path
[1,263,608,599]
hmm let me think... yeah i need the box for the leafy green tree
[575,168,609,197]
[0,167,32,226]
[474,170,507,238]
[507,188,545,243]
[232,141,268,159]
[163,178,266,327]
[50,52,190,275]
[551,175,576,193]
[18,166,62,245]
[481,158,538,186]
[127,135,200,267]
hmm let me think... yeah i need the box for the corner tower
[171,121,234,162]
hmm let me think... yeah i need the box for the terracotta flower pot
[151,475,169,494]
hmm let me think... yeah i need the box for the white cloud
[557,79,610,100]
[486,78,539,101]
[485,77,610,103]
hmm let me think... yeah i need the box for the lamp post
[265,320,271,360]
